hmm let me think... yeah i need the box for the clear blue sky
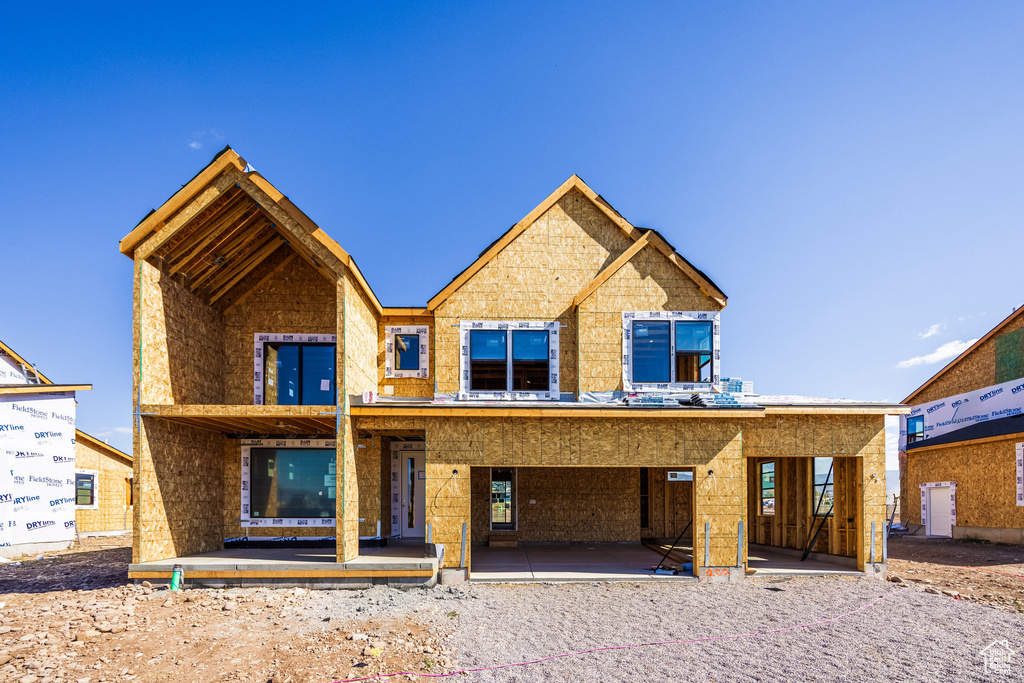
[2,2,1023,459]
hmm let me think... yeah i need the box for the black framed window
[907,416,924,444]
[470,330,507,391]
[760,462,775,516]
[632,321,671,383]
[812,457,834,517]
[491,468,516,530]
[675,321,713,383]
[512,330,549,391]
[395,334,420,371]
[264,343,335,405]
[75,473,95,507]
[249,447,336,519]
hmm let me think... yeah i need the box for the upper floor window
[622,312,720,392]
[253,333,337,405]
[384,326,430,379]
[459,321,559,400]
[906,415,924,444]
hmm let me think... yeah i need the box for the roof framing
[120,147,383,314]
[427,174,726,311]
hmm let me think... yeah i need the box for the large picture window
[622,312,720,392]
[459,321,559,400]
[253,333,337,405]
[240,439,338,528]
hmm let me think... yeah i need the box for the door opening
[490,468,516,530]
[927,486,952,537]
[390,444,426,539]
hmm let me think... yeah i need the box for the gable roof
[0,338,54,384]
[119,147,382,314]
[426,174,726,310]
[75,429,133,464]
[904,305,1024,404]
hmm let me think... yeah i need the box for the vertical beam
[856,456,865,571]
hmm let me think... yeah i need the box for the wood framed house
[900,307,1024,541]
[121,147,903,586]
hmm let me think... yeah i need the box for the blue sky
[2,2,1023,463]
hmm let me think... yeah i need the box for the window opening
[632,320,671,383]
[760,461,775,516]
[264,343,335,405]
[470,330,508,391]
[512,330,549,391]
[675,321,713,383]
[395,334,420,371]
[907,415,924,444]
[407,458,416,529]
[812,457,834,517]
[75,473,95,507]
[248,447,336,519]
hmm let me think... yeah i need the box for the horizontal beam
[0,384,91,395]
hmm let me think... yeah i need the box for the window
[640,467,650,528]
[760,462,775,515]
[907,415,924,444]
[126,477,133,507]
[675,321,713,383]
[253,333,337,405]
[622,312,720,391]
[75,472,95,507]
[263,343,335,405]
[459,321,559,400]
[812,457,834,517]
[490,468,516,530]
[384,326,430,379]
[247,447,335,520]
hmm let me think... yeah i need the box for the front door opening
[491,468,516,530]
[927,486,952,537]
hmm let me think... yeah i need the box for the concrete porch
[469,543,698,582]
[128,545,439,589]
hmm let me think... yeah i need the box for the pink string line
[332,587,907,682]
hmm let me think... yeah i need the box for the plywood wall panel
[74,440,133,535]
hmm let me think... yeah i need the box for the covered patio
[469,543,697,582]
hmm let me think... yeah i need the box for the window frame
[811,457,834,518]
[489,467,517,531]
[240,438,338,529]
[253,333,337,406]
[906,415,925,444]
[384,325,430,379]
[759,461,775,516]
[622,311,721,392]
[74,469,99,510]
[458,321,560,400]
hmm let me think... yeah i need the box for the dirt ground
[0,537,454,683]
[3,535,1024,682]
[888,534,1024,612]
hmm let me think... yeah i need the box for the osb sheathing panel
[139,260,225,405]
[432,188,636,394]
[379,315,434,398]
[355,433,383,538]
[222,255,336,405]
[134,417,224,564]
[340,273,379,397]
[336,418,360,561]
[74,439,133,534]
[577,244,721,392]
[912,313,1024,404]
[904,438,1024,530]
[425,462,472,569]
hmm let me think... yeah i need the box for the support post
[704,522,710,568]
[737,521,744,568]
[460,522,467,567]
[870,521,876,565]
[882,522,888,563]
[427,522,433,544]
